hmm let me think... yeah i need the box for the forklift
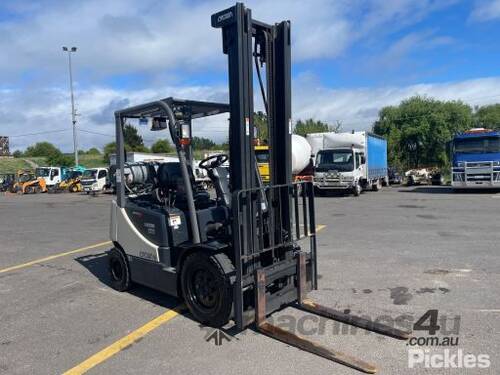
[109,3,410,373]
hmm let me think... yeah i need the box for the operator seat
[156,162,211,210]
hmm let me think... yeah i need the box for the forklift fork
[254,253,411,374]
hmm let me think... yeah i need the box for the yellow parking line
[316,224,326,232]
[0,241,112,274]
[63,306,183,375]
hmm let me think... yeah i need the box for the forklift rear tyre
[181,252,234,328]
[108,248,132,292]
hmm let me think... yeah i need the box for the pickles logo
[408,349,490,369]
[407,310,490,369]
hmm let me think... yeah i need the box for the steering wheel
[199,154,228,170]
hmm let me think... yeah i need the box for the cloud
[0,0,460,86]
[470,0,500,22]
[293,76,500,131]
[4,76,500,152]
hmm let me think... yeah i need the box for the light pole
[62,46,78,166]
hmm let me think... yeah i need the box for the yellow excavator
[11,170,47,194]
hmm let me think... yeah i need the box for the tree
[151,139,174,154]
[86,147,101,155]
[191,136,217,150]
[474,104,500,129]
[294,119,338,137]
[103,142,119,162]
[12,150,22,158]
[123,124,144,151]
[372,96,473,169]
[254,111,268,141]
[47,153,73,167]
[24,142,61,158]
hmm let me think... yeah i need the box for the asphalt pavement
[0,186,498,374]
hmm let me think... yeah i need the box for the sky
[1,0,500,152]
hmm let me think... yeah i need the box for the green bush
[151,139,174,153]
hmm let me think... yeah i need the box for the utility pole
[62,46,78,166]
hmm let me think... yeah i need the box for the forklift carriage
[109,3,410,373]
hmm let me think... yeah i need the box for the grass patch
[0,158,32,174]
[78,154,107,168]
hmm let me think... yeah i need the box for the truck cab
[451,128,500,189]
[81,167,109,194]
[309,131,387,196]
[35,167,68,187]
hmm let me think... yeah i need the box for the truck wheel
[372,180,381,191]
[353,183,361,196]
[181,252,234,328]
[108,248,132,292]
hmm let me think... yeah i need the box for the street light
[62,46,78,166]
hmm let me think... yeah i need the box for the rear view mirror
[361,156,366,164]
[151,117,168,131]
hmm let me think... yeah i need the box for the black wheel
[353,182,361,196]
[372,179,381,191]
[181,252,234,328]
[108,248,132,292]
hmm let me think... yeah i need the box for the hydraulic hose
[155,101,201,244]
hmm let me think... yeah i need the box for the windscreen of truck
[82,169,97,179]
[454,137,500,153]
[35,168,50,177]
[316,149,354,172]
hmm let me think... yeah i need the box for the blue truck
[451,128,500,190]
[307,131,388,196]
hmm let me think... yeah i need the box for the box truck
[307,131,388,196]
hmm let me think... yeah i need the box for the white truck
[81,167,109,195]
[307,131,388,196]
[35,167,69,188]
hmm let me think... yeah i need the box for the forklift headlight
[456,162,464,168]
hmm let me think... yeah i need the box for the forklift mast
[212,3,292,191]
[212,3,318,331]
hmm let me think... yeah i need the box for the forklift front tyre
[108,248,132,292]
[181,252,234,328]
